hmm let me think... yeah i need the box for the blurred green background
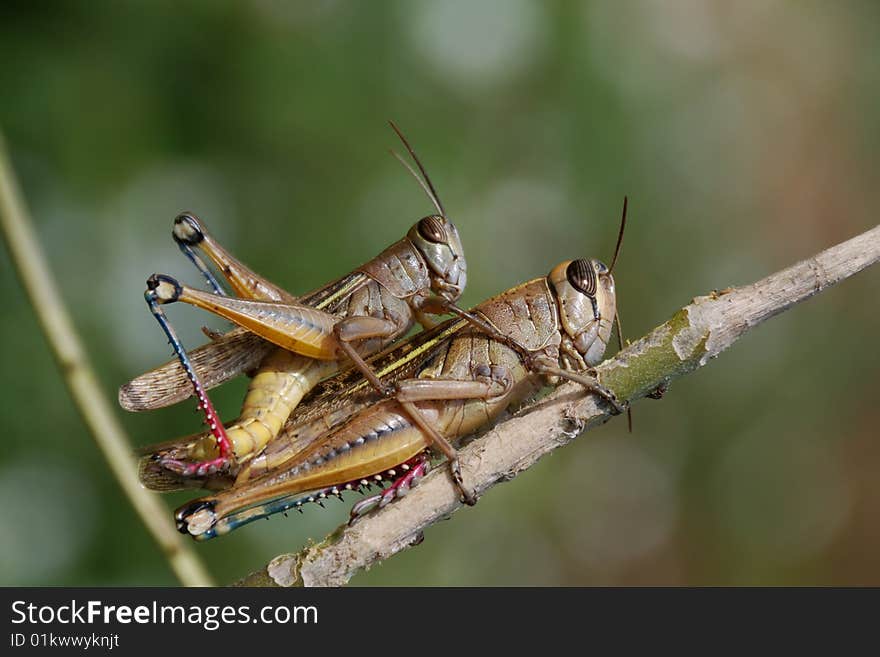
[1,1,878,586]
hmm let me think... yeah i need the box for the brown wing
[138,456,236,492]
[119,327,275,411]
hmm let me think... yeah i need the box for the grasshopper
[124,125,498,497]
[174,202,628,539]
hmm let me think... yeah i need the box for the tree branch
[236,224,880,587]
[0,130,214,587]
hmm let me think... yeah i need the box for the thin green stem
[0,129,214,587]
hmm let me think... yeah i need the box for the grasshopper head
[408,215,467,302]
[549,258,616,367]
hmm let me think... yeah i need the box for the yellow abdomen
[189,349,337,462]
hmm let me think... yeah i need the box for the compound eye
[417,215,447,244]
[566,259,597,297]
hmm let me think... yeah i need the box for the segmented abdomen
[187,349,338,463]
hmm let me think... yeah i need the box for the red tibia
[348,453,431,521]
[160,380,233,477]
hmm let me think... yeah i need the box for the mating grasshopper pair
[122,126,627,540]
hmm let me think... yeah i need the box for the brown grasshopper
[125,125,500,498]
[174,212,628,539]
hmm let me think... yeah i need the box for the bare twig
[0,130,214,586]
[236,223,880,587]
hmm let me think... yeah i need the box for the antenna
[388,120,446,216]
[608,196,627,273]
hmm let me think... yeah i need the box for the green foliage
[1,1,879,585]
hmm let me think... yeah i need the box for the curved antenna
[388,120,446,216]
[389,149,443,216]
[610,195,630,431]
[608,195,627,274]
